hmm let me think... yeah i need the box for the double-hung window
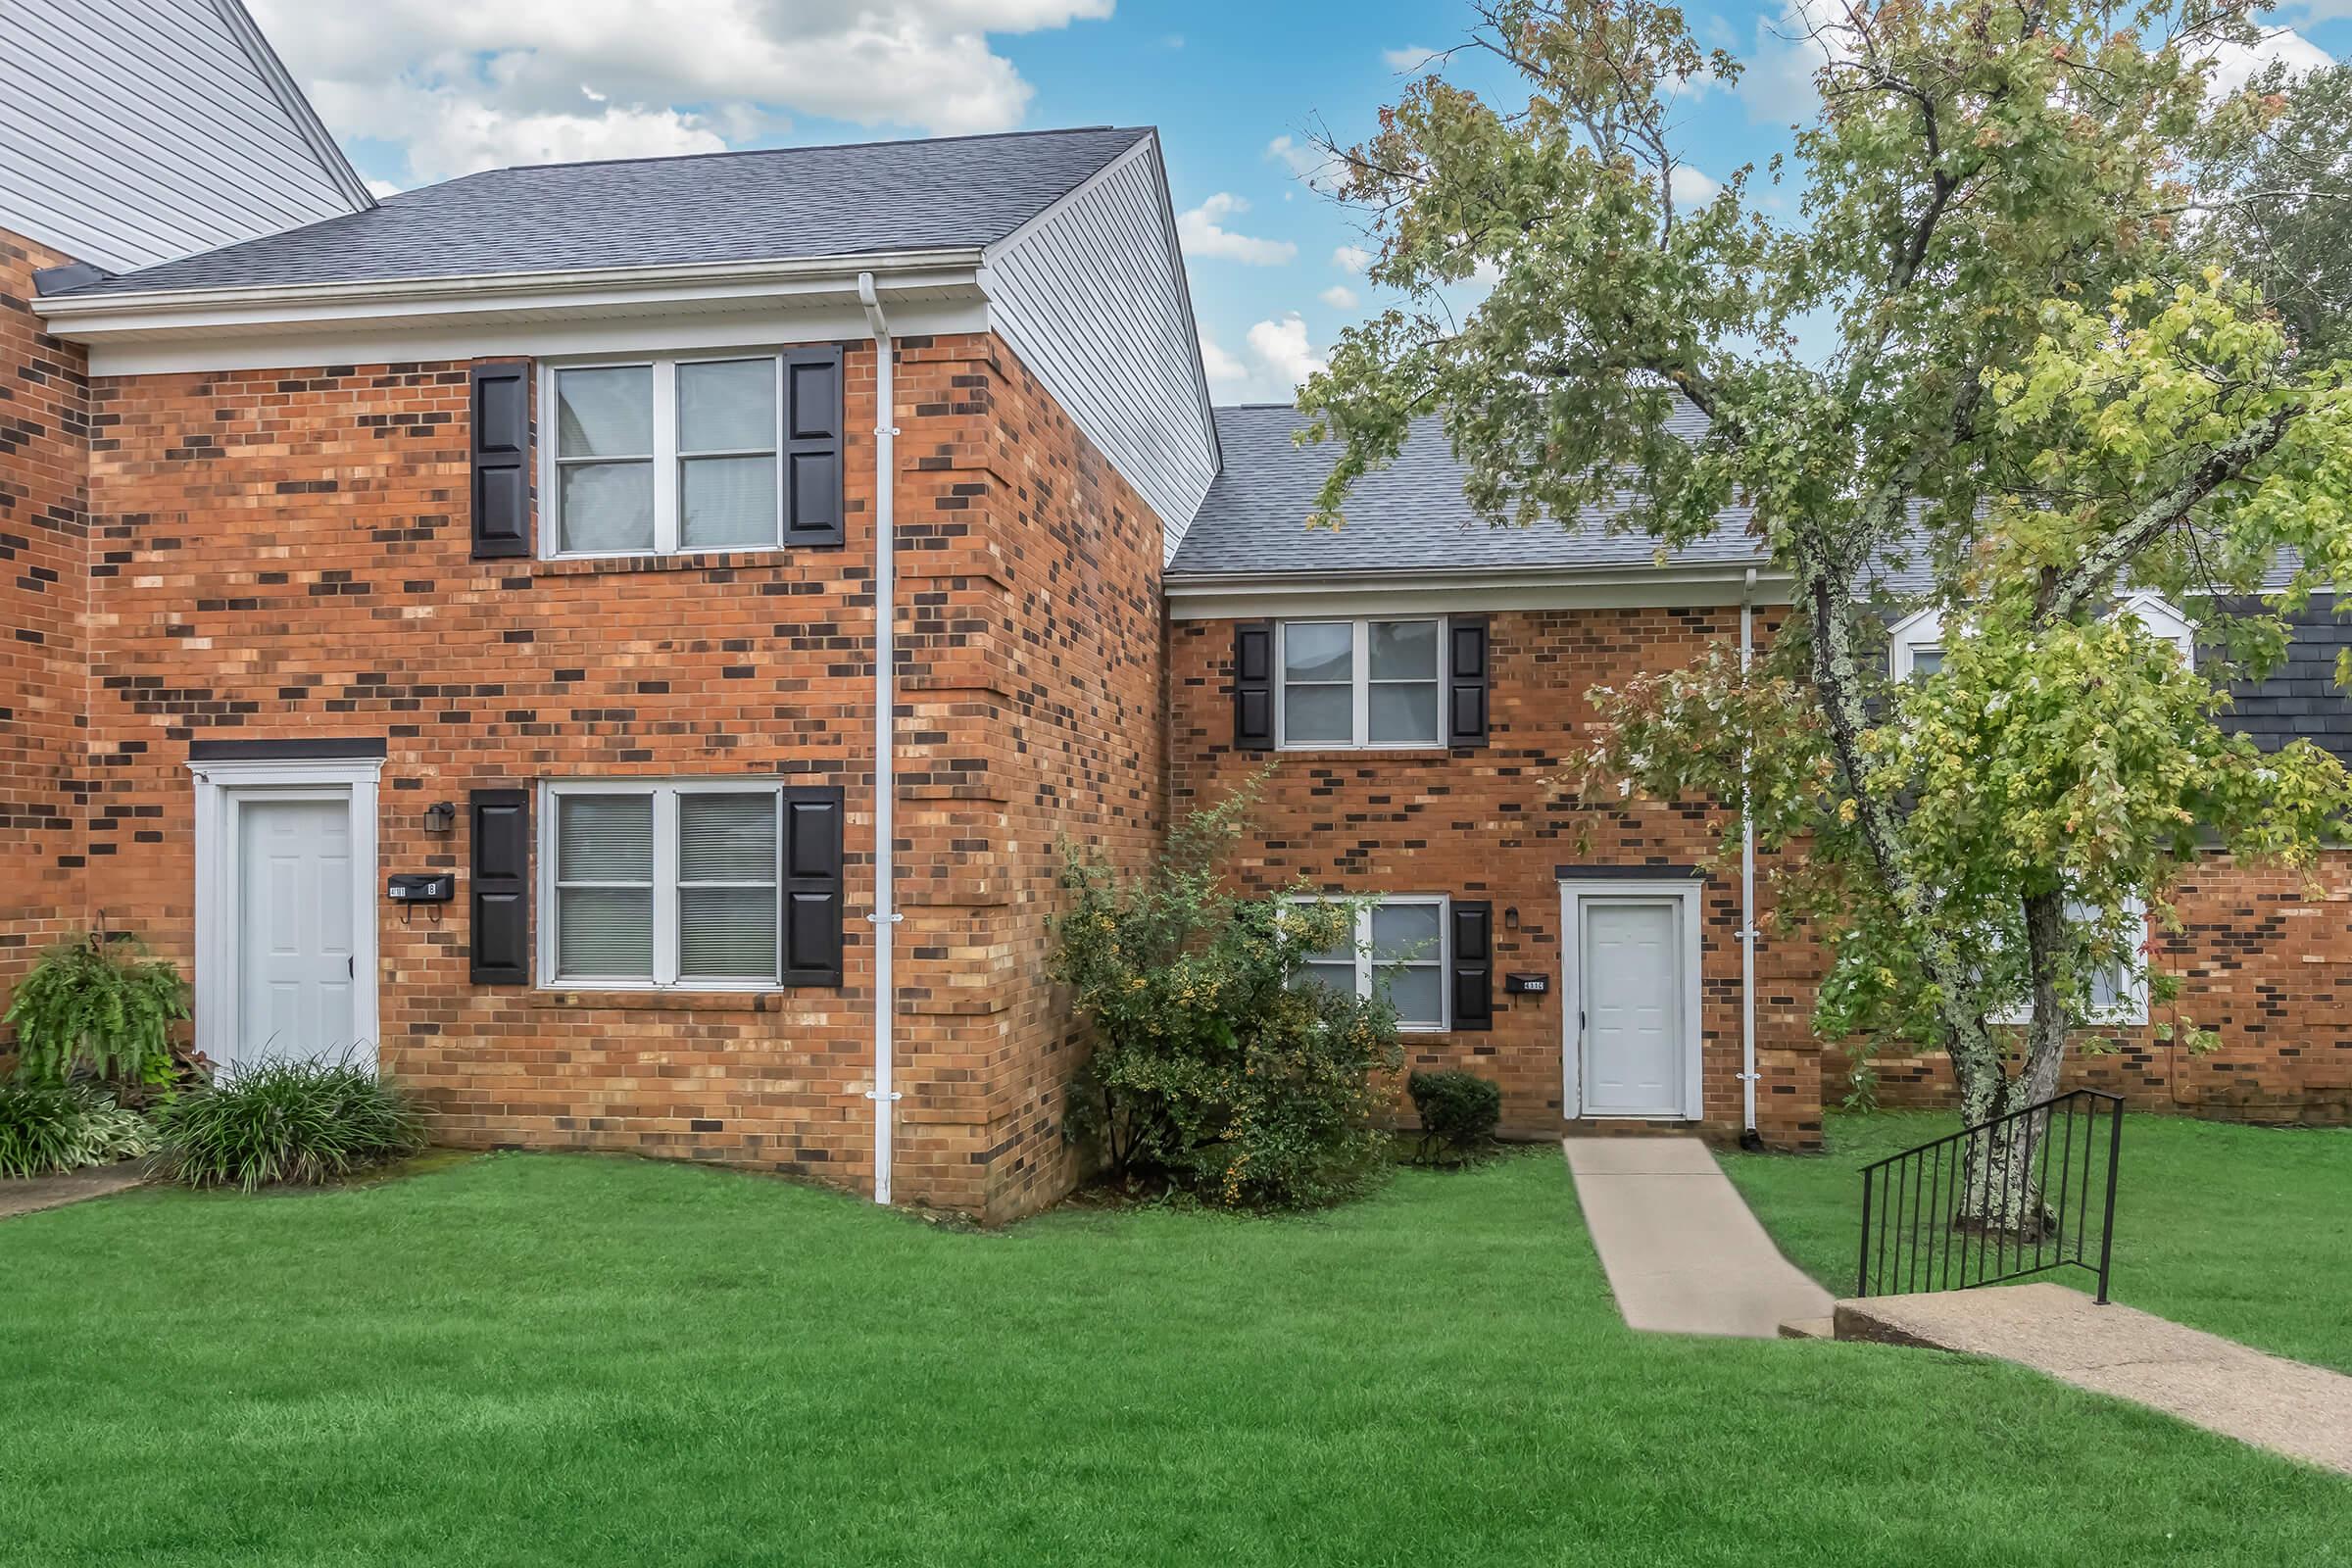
[1987,895,2150,1026]
[1293,895,1450,1030]
[549,355,787,557]
[544,781,784,989]
[1278,617,1446,748]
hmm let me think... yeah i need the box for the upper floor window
[542,348,843,559]
[1889,593,2193,681]
[1279,617,1446,749]
[1987,895,2150,1027]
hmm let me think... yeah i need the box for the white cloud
[1740,0,1846,125]
[2200,29,2331,98]
[1199,314,1327,400]
[1265,134,1321,178]
[1177,193,1298,265]
[364,177,404,199]
[1319,283,1358,310]
[1246,313,1326,387]
[249,0,1116,184]
[1669,164,1720,208]
[1198,328,1249,385]
[1332,243,1374,273]
[1384,43,1443,71]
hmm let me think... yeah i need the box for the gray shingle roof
[1169,404,1764,577]
[50,127,1153,297]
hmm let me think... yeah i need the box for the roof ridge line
[486,124,1141,178]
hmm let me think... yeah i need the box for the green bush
[0,1085,153,1179]
[153,1060,424,1192]
[1407,1069,1502,1164]
[3,934,190,1088]
[1051,770,1405,1209]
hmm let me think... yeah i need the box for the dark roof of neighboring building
[2215,596,2352,765]
[1169,404,1765,577]
[47,126,1154,297]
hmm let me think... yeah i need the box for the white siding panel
[0,0,364,271]
[987,138,1218,562]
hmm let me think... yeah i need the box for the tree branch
[2042,404,2301,621]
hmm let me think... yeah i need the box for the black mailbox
[387,873,456,904]
[1504,972,1549,996]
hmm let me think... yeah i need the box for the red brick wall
[77,329,1165,1219]
[0,229,88,1002]
[1855,851,2352,1125]
[1166,606,1825,1150]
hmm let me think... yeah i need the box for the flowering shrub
[1050,774,1404,1208]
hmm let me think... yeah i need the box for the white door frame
[189,754,383,1070]
[1558,878,1704,1121]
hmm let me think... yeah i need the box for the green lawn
[1721,1111,2352,1373]
[2,1150,2345,1565]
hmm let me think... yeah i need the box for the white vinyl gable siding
[0,0,368,271]
[984,132,1218,564]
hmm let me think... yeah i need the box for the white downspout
[858,272,902,1204]
[1739,567,1760,1146]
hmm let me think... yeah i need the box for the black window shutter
[1450,900,1494,1031]
[780,785,846,985]
[1234,620,1275,750]
[782,346,846,547]
[469,361,531,559]
[1446,617,1491,747]
[469,789,530,984]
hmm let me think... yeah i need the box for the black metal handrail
[1856,1089,2122,1302]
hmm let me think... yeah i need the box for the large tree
[2209,58,2352,364]
[1299,0,2352,1224]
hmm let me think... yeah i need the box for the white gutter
[1162,562,1788,596]
[858,271,903,1205]
[1739,566,1760,1145]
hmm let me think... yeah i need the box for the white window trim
[1889,594,2195,680]
[1986,894,2151,1028]
[1288,893,1451,1032]
[1275,615,1448,751]
[187,754,383,1073]
[538,779,785,992]
[539,352,787,562]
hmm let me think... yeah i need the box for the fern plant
[3,934,190,1088]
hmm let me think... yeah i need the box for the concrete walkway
[1563,1137,1833,1338]
[0,1164,148,1220]
[1838,1283,2352,1477]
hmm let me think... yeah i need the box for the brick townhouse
[1,0,2344,1221]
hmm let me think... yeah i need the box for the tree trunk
[1954,888,2072,1239]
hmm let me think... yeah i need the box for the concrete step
[1778,1315,1836,1340]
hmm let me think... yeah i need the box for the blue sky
[252,1,2347,404]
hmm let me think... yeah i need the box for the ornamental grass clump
[1050,770,1405,1209]
[154,1059,424,1192]
[0,1084,152,1179]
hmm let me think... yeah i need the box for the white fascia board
[77,298,992,377]
[42,254,989,375]
[1163,564,1790,619]
[36,251,987,337]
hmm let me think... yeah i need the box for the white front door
[1576,896,1687,1117]
[234,796,359,1068]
